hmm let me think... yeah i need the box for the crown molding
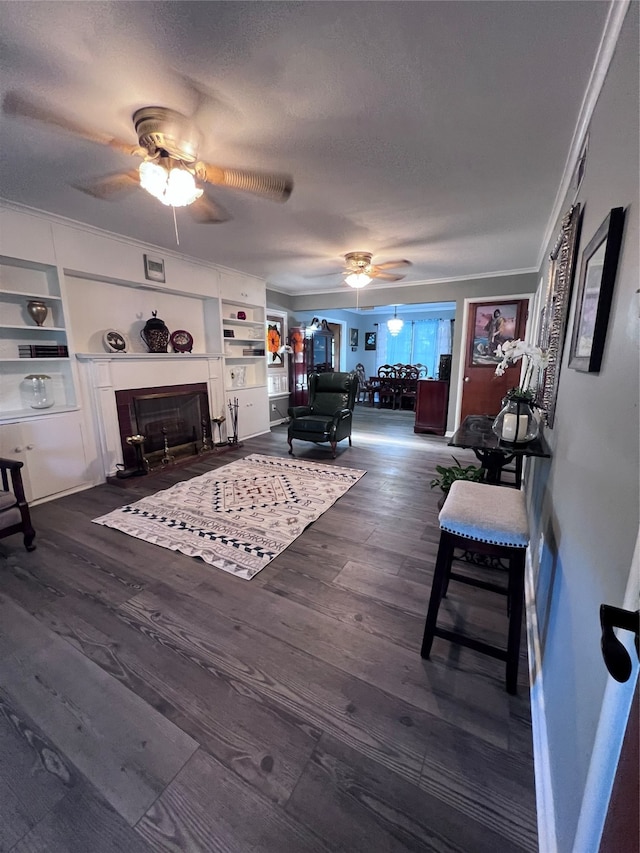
[0,197,264,283]
[268,267,538,298]
[537,0,631,269]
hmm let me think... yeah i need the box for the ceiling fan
[3,92,293,223]
[338,252,412,288]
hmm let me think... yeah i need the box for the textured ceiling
[0,1,610,296]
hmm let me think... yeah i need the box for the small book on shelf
[18,344,69,357]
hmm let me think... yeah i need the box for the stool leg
[421,533,454,659]
[505,551,526,694]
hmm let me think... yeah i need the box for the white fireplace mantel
[76,353,225,477]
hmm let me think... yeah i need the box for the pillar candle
[502,413,528,441]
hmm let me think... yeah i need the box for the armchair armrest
[288,405,313,418]
[0,457,27,501]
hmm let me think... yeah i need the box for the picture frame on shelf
[569,206,626,373]
[223,329,235,338]
[143,253,165,283]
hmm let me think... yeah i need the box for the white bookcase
[220,298,269,438]
[0,256,78,419]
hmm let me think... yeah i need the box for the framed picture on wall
[266,314,286,368]
[364,331,377,351]
[349,328,359,348]
[569,206,625,373]
[536,204,582,426]
[469,302,521,366]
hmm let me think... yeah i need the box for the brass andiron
[161,427,175,465]
[200,417,212,452]
[212,414,227,447]
[116,434,148,478]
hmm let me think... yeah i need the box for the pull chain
[172,206,180,246]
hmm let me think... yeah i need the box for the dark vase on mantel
[140,310,169,353]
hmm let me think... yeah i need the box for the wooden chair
[398,365,419,410]
[377,365,400,409]
[421,480,529,694]
[354,363,368,404]
[0,458,36,551]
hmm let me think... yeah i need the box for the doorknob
[600,604,640,683]
[464,376,470,383]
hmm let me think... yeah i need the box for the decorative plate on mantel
[170,329,194,353]
[103,329,128,353]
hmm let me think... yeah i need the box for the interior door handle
[600,604,640,682]
[464,376,470,383]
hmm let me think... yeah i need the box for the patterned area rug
[93,453,366,580]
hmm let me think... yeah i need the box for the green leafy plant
[430,455,485,493]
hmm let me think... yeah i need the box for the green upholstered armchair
[288,371,358,458]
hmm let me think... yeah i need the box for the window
[377,318,452,377]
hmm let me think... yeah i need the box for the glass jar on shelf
[21,374,55,409]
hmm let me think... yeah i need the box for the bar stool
[421,479,530,694]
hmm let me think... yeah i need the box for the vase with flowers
[492,339,549,443]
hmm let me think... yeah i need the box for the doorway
[459,298,529,422]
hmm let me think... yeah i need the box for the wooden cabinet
[225,387,270,441]
[414,379,449,436]
[0,412,90,503]
[289,327,334,407]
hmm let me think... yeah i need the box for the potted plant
[492,339,549,443]
[430,455,485,506]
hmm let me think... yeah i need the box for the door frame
[453,293,534,430]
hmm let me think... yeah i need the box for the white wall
[527,6,639,850]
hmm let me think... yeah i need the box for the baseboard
[525,551,558,853]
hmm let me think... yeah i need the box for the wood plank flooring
[0,406,538,852]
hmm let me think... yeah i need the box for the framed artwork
[536,204,582,426]
[349,328,359,348]
[469,302,521,366]
[266,314,285,368]
[569,207,625,373]
[143,253,165,283]
[364,331,377,351]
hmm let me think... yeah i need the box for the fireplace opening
[115,383,211,469]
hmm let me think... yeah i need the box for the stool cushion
[439,480,529,548]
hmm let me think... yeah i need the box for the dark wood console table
[448,414,551,486]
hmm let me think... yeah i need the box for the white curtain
[376,318,452,377]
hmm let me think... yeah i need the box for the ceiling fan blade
[194,161,293,202]
[3,91,144,158]
[72,170,141,199]
[374,259,412,271]
[371,271,407,282]
[188,192,231,224]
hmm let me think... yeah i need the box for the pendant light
[387,306,404,336]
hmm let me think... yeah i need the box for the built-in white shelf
[75,352,224,360]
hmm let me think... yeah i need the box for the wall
[277,272,536,429]
[526,6,639,851]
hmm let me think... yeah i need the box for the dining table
[448,414,551,487]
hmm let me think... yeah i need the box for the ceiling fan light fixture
[345,271,372,288]
[387,306,404,336]
[138,161,203,207]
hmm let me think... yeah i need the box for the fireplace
[115,383,211,469]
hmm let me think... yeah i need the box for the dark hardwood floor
[0,406,538,852]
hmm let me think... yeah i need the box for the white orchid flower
[494,338,549,394]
